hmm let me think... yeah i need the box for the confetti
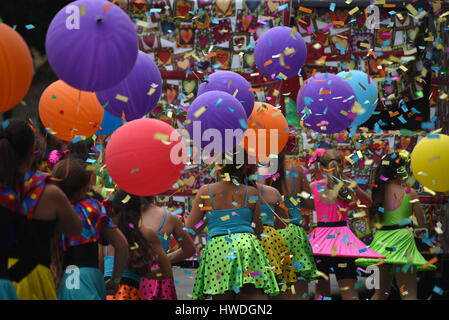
[122,195,131,204]
[193,106,207,119]
[115,94,128,102]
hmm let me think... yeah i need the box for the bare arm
[185,185,208,239]
[44,184,83,237]
[297,168,314,210]
[250,188,263,236]
[101,227,129,280]
[354,185,372,208]
[166,215,196,264]
[410,188,426,227]
[142,228,173,279]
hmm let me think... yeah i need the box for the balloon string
[70,90,82,142]
[261,195,290,228]
[101,0,117,20]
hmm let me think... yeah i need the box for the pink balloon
[105,119,186,196]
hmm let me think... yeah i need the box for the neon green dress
[356,189,436,271]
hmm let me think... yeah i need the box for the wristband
[183,227,196,235]
[110,275,121,284]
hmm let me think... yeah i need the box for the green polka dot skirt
[192,233,280,299]
[278,224,318,281]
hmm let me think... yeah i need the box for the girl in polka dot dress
[264,148,318,299]
[138,197,196,300]
[101,189,173,300]
[185,150,279,300]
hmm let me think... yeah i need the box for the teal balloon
[337,70,378,128]
[95,109,123,135]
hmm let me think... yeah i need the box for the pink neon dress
[308,181,385,259]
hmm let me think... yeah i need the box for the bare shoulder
[197,184,210,196]
[408,187,419,199]
[261,184,282,203]
[247,185,259,197]
[41,184,66,202]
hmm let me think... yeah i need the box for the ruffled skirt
[259,226,297,285]
[355,227,436,271]
[192,232,280,299]
[278,224,318,280]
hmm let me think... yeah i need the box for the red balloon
[105,119,186,196]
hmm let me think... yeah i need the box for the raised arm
[354,185,373,208]
[101,227,129,284]
[409,188,426,227]
[185,185,208,239]
[166,213,196,264]
[142,227,173,279]
[296,167,315,210]
[249,187,263,236]
[44,184,83,236]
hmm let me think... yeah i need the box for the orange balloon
[39,80,104,141]
[0,23,34,113]
[242,102,289,162]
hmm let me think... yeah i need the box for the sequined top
[63,198,116,250]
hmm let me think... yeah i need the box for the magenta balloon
[197,71,255,118]
[96,51,162,120]
[186,91,247,153]
[297,73,357,134]
[254,27,307,80]
[46,0,138,91]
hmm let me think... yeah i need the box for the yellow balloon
[411,134,449,192]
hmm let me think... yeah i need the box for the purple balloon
[297,73,357,134]
[187,91,247,153]
[46,0,138,91]
[96,51,162,120]
[255,27,307,80]
[197,71,255,118]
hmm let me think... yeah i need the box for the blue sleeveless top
[284,163,302,226]
[157,208,171,253]
[206,184,255,238]
[260,185,275,227]
[103,247,141,283]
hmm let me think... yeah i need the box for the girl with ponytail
[356,150,436,300]
[263,139,318,300]
[309,149,385,300]
[101,189,173,300]
[51,158,129,300]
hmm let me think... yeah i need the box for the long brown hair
[111,189,155,277]
[318,149,354,203]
